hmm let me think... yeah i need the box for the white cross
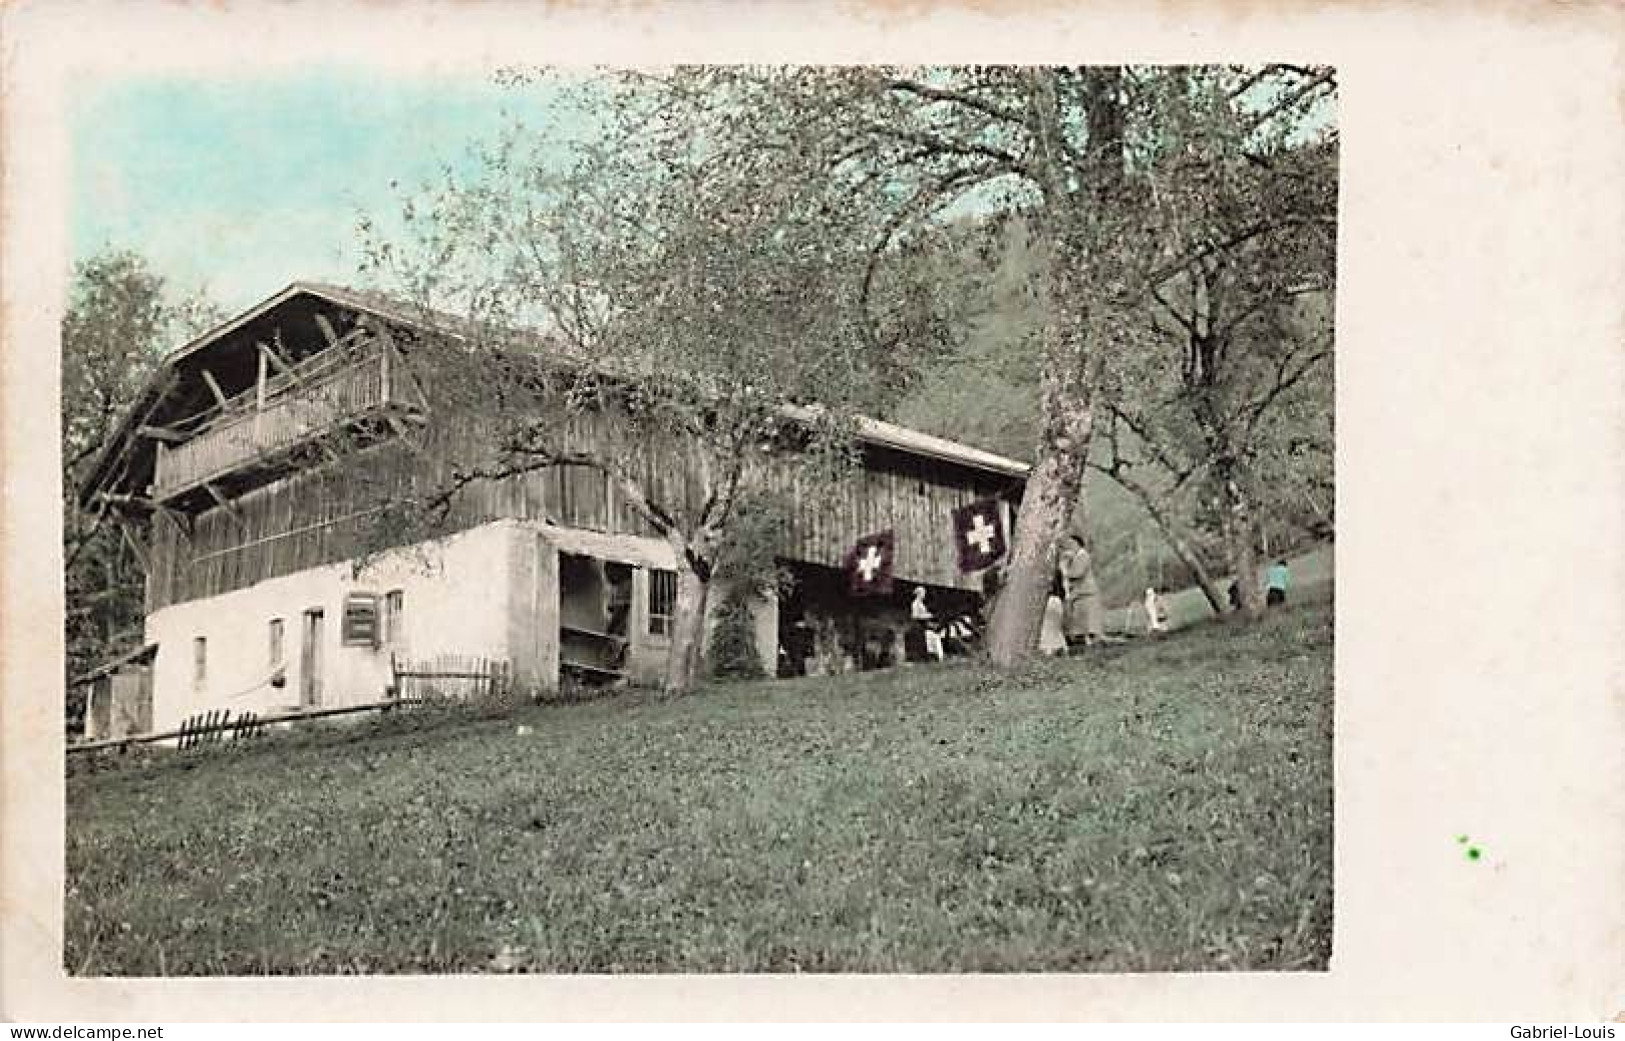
[856,544,884,583]
[965,513,996,554]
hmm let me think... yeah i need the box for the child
[1266,559,1290,607]
[1144,587,1168,636]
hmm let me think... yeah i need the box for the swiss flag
[952,499,1007,573]
[846,530,896,596]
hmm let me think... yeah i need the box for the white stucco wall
[143,517,789,731]
[144,520,522,732]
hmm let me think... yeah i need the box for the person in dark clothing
[1266,559,1290,606]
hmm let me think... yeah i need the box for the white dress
[912,591,944,660]
[1039,595,1068,655]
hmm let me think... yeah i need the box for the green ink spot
[1467,847,1482,861]
[1456,835,1468,844]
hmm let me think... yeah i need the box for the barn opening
[775,561,985,677]
[557,552,633,685]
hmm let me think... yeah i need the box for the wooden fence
[390,653,513,704]
[67,656,519,758]
[66,699,416,756]
[175,708,270,750]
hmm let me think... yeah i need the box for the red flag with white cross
[846,530,896,596]
[951,498,1007,573]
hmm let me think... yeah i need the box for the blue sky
[72,67,1336,318]
[71,69,557,312]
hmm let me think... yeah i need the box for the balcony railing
[152,348,401,502]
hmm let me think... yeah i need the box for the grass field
[1102,543,1336,635]
[65,595,1333,975]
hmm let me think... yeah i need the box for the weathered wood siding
[154,346,399,501]
[148,362,1017,610]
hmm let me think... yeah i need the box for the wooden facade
[94,283,1027,618]
[147,422,1015,613]
[153,342,400,501]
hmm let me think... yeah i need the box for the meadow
[65,595,1333,975]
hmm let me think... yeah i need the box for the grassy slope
[1156,543,1335,631]
[66,597,1333,975]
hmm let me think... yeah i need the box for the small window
[342,592,381,647]
[268,618,285,665]
[648,569,676,636]
[192,637,207,686]
[382,590,404,647]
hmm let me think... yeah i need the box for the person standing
[1039,592,1068,656]
[1266,559,1290,607]
[1144,587,1168,637]
[1058,534,1101,651]
[911,586,944,661]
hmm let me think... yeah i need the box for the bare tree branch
[883,76,1026,127]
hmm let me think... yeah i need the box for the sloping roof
[75,281,483,508]
[69,643,158,688]
[853,416,1029,478]
[81,280,1031,506]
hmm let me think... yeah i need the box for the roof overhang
[69,642,159,688]
[79,281,1032,510]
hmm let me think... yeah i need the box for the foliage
[1093,85,1337,614]
[348,65,1336,679]
[356,72,893,690]
[876,70,1336,616]
[706,591,766,682]
[889,215,1047,459]
[66,597,1332,974]
[680,65,1339,657]
[61,251,221,715]
[705,491,792,681]
[708,490,794,596]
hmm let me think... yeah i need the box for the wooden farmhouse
[79,282,1030,735]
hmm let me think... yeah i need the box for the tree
[628,65,1334,660]
[870,68,1334,625]
[359,73,887,692]
[364,64,1337,687]
[61,251,220,714]
[706,492,794,681]
[1090,73,1337,617]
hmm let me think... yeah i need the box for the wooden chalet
[79,282,1030,734]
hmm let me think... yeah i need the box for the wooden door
[300,608,324,708]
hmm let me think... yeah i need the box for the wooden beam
[258,341,302,383]
[385,413,425,452]
[199,368,229,410]
[254,343,268,440]
[314,313,341,349]
[156,505,193,540]
[67,696,423,755]
[119,525,151,571]
[136,425,188,444]
[95,491,156,511]
[203,482,244,524]
[316,438,343,465]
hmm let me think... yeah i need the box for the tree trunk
[1174,530,1229,617]
[1102,467,1229,615]
[664,561,712,693]
[1217,460,1264,618]
[1146,505,1228,617]
[984,66,1125,666]
[987,427,1090,664]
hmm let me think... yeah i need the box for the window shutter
[342,593,381,647]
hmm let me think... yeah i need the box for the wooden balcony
[152,348,407,505]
